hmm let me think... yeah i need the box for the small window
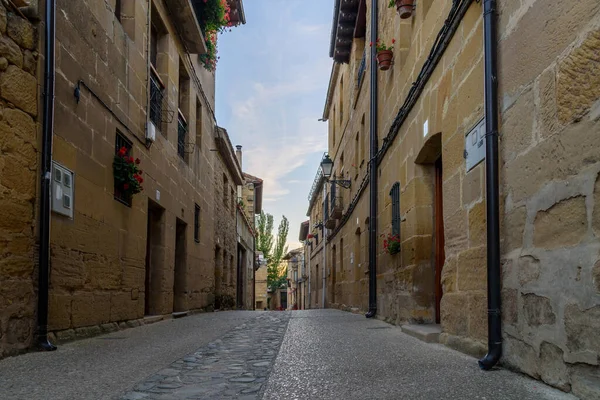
[194,204,200,243]
[115,131,133,206]
[115,0,122,22]
[231,188,235,215]
[223,175,229,207]
[150,24,159,69]
[195,97,202,148]
[390,182,400,236]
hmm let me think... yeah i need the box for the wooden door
[434,157,445,324]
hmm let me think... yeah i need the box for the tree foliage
[256,211,274,259]
[255,212,289,291]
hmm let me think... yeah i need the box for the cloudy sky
[216,1,333,250]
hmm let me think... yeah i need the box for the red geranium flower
[118,147,127,157]
[135,158,141,165]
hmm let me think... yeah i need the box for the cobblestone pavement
[0,311,262,400]
[0,309,581,400]
[119,312,290,400]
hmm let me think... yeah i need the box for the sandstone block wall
[47,0,221,339]
[0,4,39,358]
[312,0,600,394]
[498,0,600,395]
[213,154,238,309]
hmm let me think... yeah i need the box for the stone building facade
[0,0,249,356]
[254,260,267,310]
[0,3,41,358]
[305,0,600,395]
[283,248,305,310]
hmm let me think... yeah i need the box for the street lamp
[320,154,351,189]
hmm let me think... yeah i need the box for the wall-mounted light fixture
[320,154,351,189]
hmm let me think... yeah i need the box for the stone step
[142,315,165,325]
[401,324,442,343]
[172,311,189,319]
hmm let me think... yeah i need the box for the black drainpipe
[479,0,501,370]
[37,0,57,351]
[365,0,378,319]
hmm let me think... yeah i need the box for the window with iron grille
[177,112,187,159]
[150,71,164,130]
[357,50,367,89]
[114,131,133,206]
[390,182,400,236]
[194,204,200,243]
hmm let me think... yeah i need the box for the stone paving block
[119,312,290,400]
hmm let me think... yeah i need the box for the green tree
[267,216,289,291]
[255,212,289,291]
[256,211,274,260]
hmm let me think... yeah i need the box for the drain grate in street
[367,326,391,330]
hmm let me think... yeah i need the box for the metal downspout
[365,0,378,319]
[37,0,57,351]
[479,0,502,370]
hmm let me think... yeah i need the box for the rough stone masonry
[0,2,40,359]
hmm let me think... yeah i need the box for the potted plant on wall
[382,233,401,255]
[389,0,415,19]
[114,147,143,200]
[372,38,395,71]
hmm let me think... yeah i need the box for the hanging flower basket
[372,38,395,71]
[389,0,415,19]
[113,147,143,199]
[382,233,401,255]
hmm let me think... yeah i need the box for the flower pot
[376,50,394,71]
[395,0,414,19]
[387,242,400,255]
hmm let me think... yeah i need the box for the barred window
[390,182,400,236]
[194,204,200,243]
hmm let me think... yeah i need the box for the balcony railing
[177,113,187,159]
[330,182,343,219]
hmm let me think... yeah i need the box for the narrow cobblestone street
[0,310,576,400]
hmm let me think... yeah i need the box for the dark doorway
[145,201,165,315]
[173,218,187,312]
[280,290,288,309]
[214,246,221,305]
[331,245,337,305]
[434,157,445,323]
[237,245,245,309]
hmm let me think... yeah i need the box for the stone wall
[498,0,600,395]
[213,141,239,309]
[0,4,39,358]
[254,264,267,310]
[237,206,255,309]
[311,0,600,395]
[47,0,221,340]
